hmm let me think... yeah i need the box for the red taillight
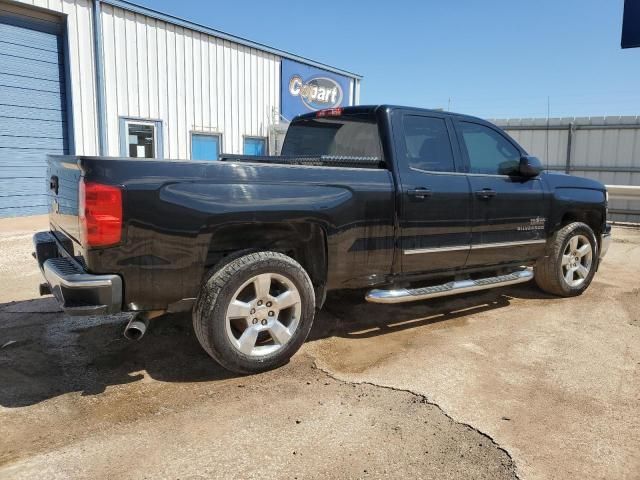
[316,107,343,118]
[79,180,122,247]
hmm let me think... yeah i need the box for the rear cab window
[281,113,383,160]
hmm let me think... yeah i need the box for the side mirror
[519,156,542,177]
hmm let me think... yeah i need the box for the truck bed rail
[220,154,386,169]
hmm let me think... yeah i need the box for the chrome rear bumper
[34,231,122,315]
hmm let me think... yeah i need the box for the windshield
[281,115,383,159]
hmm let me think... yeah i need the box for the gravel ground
[0,216,638,479]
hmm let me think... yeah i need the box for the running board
[365,268,534,304]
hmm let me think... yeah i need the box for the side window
[459,122,520,175]
[402,116,455,172]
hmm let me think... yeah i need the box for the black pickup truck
[34,105,612,373]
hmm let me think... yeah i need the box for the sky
[132,0,638,120]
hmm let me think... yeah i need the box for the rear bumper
[600,224,612,261]
[33,231,122,316]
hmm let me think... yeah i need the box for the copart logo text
[288,75,343,111]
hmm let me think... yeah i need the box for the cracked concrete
[306,227,640,480]
[313,363,521,479]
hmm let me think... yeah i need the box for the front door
[454,120,547,267]
[392,110,472,275]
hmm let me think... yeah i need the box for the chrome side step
[365,268,534,304]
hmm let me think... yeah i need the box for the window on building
[126,121,156,158]
[402,116,455,172]
[192,133,221,160]
[243,137,267,156]
[458,122,521,175]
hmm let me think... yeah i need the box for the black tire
[193,251,316,374]
[534,222,598,297]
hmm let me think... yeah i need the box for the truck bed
[46,154,396,311]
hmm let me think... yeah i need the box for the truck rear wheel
[534,222,598,297]
[193,251,316,374]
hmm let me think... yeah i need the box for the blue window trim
[119,117,164,159]
[190,131,222,160]
[243,136,268,156]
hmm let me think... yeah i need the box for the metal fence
[493,116,640,223]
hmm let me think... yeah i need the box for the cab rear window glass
[281,116,382,159]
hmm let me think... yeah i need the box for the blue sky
[133,0,638,119]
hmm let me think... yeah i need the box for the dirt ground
[0,216,638,480]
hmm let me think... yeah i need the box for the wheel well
[204,222,328,304]
[560,211,603,236]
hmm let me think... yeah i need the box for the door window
[458,122,520,175]
[402,116,455,172]
[192,133,221,160]
[126,122,155,158]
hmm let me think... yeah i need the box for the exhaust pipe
[124,316,149,341]
[123,310,165,341]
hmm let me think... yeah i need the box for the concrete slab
[308,227,640,480]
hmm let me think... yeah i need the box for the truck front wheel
[193,251,316,374]
[534,222,598,297]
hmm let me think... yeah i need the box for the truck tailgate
[47,155,81,247]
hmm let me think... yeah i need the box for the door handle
[407,188,432,199]
[475,188,496,199]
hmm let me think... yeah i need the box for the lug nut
[252,318,258,324]
[268,311,275,317]
[266,301,272,307]
[261,319,268,326]
[257,300,263,306]
[250,308,256,314]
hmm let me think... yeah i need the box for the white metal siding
[13,0,99,156]
[100,4,280,159]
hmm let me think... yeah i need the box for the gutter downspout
[93,0,107,156]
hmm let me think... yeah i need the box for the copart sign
[281,59,351,120]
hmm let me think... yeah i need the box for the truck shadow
[0,284,554,408]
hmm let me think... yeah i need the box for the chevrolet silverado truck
[34,105,612,374]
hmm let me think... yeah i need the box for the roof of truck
[294,105,487,123]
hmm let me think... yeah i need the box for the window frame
[190,131,223,161]
[242,135,268,156]
[119,117,163,159]
[454,119,525,177]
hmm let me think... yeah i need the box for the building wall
[14,0,99,156]
[493,116,640,222]
[100,4,280,159]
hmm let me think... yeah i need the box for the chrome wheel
[225,272,302,357]
[561,234,593,288]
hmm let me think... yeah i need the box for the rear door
[454,120,547,267]
[392,110,471,274]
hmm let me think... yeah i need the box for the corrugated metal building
[0,0,361,217]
